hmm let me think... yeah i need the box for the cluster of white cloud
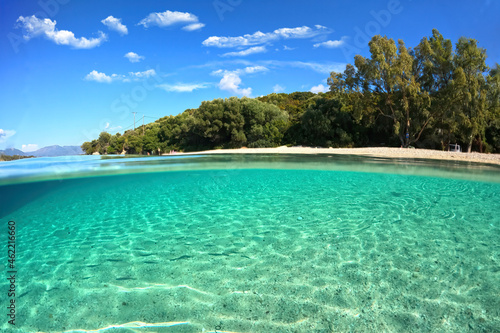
[124,52,145,63]
[210,66,268,96]
[84,69,156,83]
[101,16,128,35]
[16,15,107,49]
[16,10,204,49]
[0,129,16,144]
[15,11,344,98]
[138,10,205,31]
[203,25,329,48]
[202,25,332,57]
[157,83,209,93]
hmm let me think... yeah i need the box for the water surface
[0,154,499,332]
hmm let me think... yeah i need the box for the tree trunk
[467,140,473,153]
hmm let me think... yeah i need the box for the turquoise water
[0,154,499,332]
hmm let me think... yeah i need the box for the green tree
[107,133,125,154]
[143,124,161,154]
[97,132,112,154]
[353,35,430,147]
[190,97,245,148]
[241,98,288,147]
[300,98,356,147]
[81,141,94,155]
[412,29,456,149]
[124,131,143,154]
[484,64,500,152]
[258,92,317,145]
[452,37,489,152]
[191,98,236,148]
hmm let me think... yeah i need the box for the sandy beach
[173,146,500,166]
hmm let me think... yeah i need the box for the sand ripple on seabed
[2,170,499,332]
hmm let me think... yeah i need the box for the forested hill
[82,30,500,155]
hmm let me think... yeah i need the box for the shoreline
[169,146,500,166]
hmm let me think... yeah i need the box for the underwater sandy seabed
[0,169,499,332]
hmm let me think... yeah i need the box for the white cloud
[85,70,113,83]
[262,60,347,74]
[273,84,285,93]
[85,69,156,83]
[138,10,204,31]
[157,83,209,92]
[274,26,326,38]
[129,69,156,78]
[210,69,224,76]
[193,59,346,75]
[221,46,266,57]
[219,73,251,96]
[104,123,122,132]
[0,129,16,144]
[124,52,145,63]
[242,65,268,74]
[21,144,39,152]
[211,66,268,77]
[202,25,329,48]
[16,15,107,49]
[283,45,295,51]
[101,16,128,35]
[182,23,205,31]
[310,84,329,93]
[314,38,346,48]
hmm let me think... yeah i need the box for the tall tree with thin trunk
[333,35,430,147]
[413,29,456,149]
[452,37,488,152]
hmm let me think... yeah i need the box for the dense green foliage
[82,97,291,155]
[82,30,500,155]
[329,29,499,152]
[0,154,35,161]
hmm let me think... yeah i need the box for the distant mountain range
[0,145,83,157]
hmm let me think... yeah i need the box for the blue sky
[0,0,499,151]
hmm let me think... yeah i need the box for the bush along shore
[0,154,35,162]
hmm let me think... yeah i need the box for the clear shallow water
[0,154,499,332]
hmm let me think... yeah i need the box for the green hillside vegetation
[0,154,35,161]
[82,30,500,155]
